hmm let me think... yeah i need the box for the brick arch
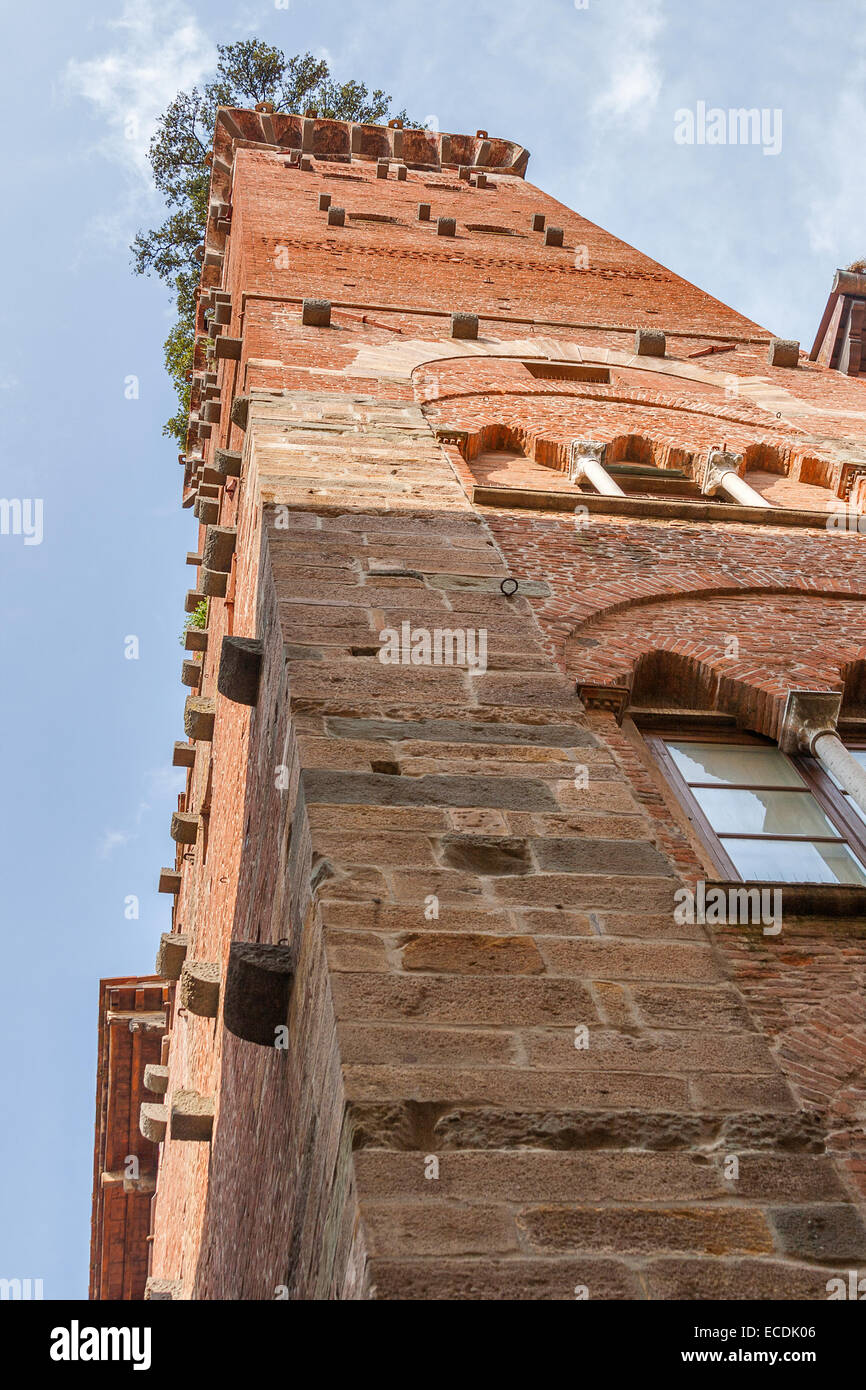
[626,647,813,741]
[840,654,866,716]
[562,585,866,740]
[557,574,866,633]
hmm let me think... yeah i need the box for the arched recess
[564,587,866,741]
[839,655,866,718]
[560,576,866,633]
[389,340,866,507]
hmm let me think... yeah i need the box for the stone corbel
[780,689,866,820]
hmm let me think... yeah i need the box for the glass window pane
[693,787,839,837]
[844,794,866,826]
[667,741,804,788]
[724,838,866,885]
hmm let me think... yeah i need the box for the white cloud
[591,0,666,129]
[64,0,217,177]
[803,55,866,261]
[98,828,135,858]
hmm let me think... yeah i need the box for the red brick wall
[124,114,866,1301]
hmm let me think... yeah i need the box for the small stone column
[702,449,771,507]
[568,439,624,496]
[780,690,866,819]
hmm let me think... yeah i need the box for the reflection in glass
[693,788,838,837]
[667,742,804,788]
[724,838,866,885]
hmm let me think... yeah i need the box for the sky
[1,0,864,1301]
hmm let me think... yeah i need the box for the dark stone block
[635,327,666,357]
[184,695,215,740]
[170,1089,214,1141]
[215,449,242,477]
[224,941,294,1046]
[437,217,456,237]
[158,868,181,895]
[194,498,220,524]
[302,298,331,327]
[771,1205,866,1262]
[768,337,800,368]
[303,770,559,811]
[170,811,199,845]
[318,193,332,211]
[230,396,250,430]
[203,525,237,573]
[544,226,564,247]
[179,962,221,1018]
[156,932,188,981]
[417,203,431,221]
[327,206,345,227]
[534,838,674,876]
[218,636,263,706]
[440,836,531,875]
[325,717,595,747]
[200,567,228,598]
[451,312,479,340]
[215,335,242,360]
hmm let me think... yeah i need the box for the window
[523,361,611,383]
[646,732,866,885]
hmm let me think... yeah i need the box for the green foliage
[180,599,209,644]
[133,40,413,444]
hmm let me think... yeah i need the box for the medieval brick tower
[91,110,866,1301]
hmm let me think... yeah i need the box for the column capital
[568,437,607,482]
[701,448,744,496]
[779,689,842,754]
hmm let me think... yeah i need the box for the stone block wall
[98,112,866,1299]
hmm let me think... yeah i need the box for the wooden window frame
[643,728,866,884]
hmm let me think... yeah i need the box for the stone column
[568,438,625,496]
[702,449,771,508]
[780,690,866,819]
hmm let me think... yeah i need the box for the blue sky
[1,0,863,1300]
